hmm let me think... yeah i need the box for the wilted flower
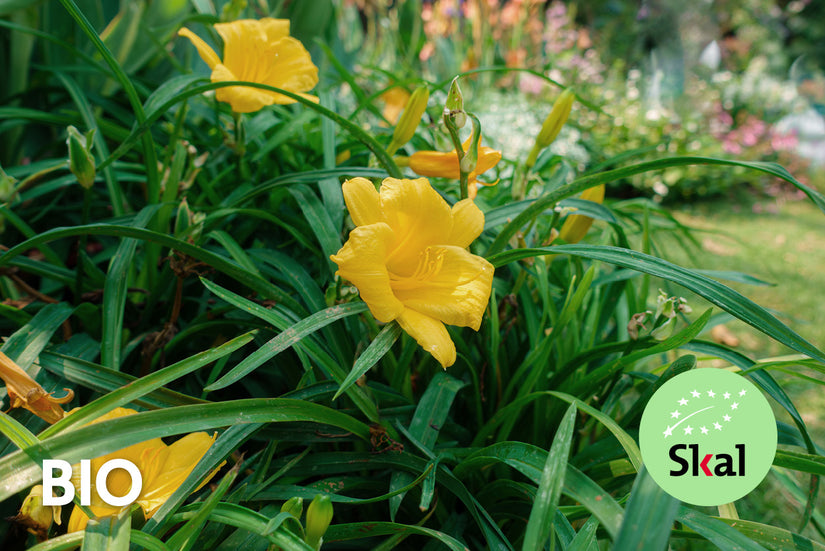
[407,135,501,199]
[0,351,72,424]
[66,407,220,532]
[331,177,494,367]
[11,485,61,541]
[178,18,318,113]
[558,184,605,243]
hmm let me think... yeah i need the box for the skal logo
[640,368,776,506]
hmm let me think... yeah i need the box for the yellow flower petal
[407,136,501,188]
[336,176,494,367]
[379,178,453,276]
[331,223,405,323]
[260,37,319,102]
[408,150,459,180]
[178,28,221,70]
[179,18,317,113]
[447,199,484,247]
[342,177,381,226]
[470,147,502,182]
[139,432,216,518]
[397,309,456,368]
[214,19,287,78]
[392,246,493,330]
[212,64,275,113]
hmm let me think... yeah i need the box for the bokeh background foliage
[2,0,825,549]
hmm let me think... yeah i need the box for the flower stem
[443,115,469,200]
[74,188,91,302]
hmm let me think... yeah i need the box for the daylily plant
[331,177,494,367]
[178,18,318,113]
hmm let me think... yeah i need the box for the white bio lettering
[41,459,142,507]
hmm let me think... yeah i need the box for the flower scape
[3,2,825,550]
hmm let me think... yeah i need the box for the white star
[707,390,715,398]
[684,425,693,435]
[739,389,747,397]
[691,390,701,398]
[671,410,681,419]
[678,398,688,406]
[723,415,731,422]
[731,402,739,410]
[700,426,709,435]
[664,426,674,437]
[714,422,723,430]
[723,392,731,399]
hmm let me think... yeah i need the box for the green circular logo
[639,368,776,506]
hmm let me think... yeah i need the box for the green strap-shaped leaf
[549,391,642,471]
[522,403,577,551]
[41,332,254,438]
[81,508,131,551]
[486,156,825,255]
[0,399,371,501]
[676,507,768,550]
[389,372,466,519]
[0,224,303,312]
[201,279,368,391]
[490,245,825,364]
[613,467,679,551]
[334,321,403,400]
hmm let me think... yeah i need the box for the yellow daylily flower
[558,184,606,243]
[331,177,494,367]
[178,18,319,113]
[408,135,501,199]
[0,351,72,424]
[65,407,220,532]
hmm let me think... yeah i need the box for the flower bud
[66,126,96,190]
[305,494,333,550]
[390,86,429,151]
[535,88,575,149]
[280,496,303,519]
[0,165,17,203]
[459,116,481,174]
[558,184,605,244]
[445,76,464,113]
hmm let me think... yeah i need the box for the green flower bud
[535,88,575,149]
[445,76,464,113]
[305,494,333,550]
[0,165,17,203]
[66,126,96,190]
[280,496,303,519]
[459,115,481,174]
[444,77,466,129]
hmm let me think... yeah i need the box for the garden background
[1,0,825,549]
